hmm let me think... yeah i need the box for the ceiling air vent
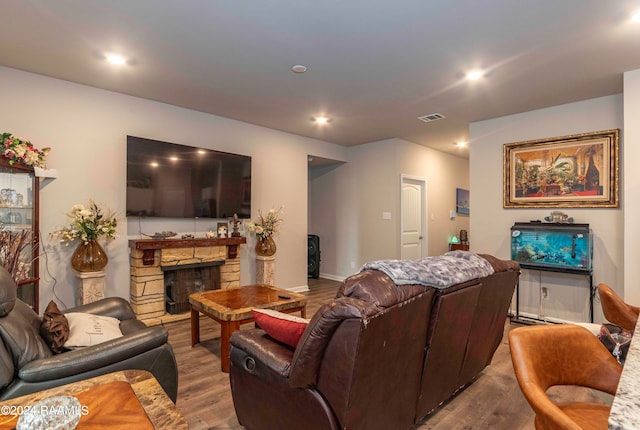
[417,113,445,123]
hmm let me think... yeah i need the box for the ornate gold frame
[504,129,619,208]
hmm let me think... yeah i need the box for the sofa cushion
[252,309,309,348]
[477,253,520,273]
[39,301,69,354]
[0,340,14,391]
[0,300,52,368]
[64,313,123,348]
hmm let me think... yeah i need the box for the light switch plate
[382,212,392,220]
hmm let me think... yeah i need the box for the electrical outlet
[542,287,549,300]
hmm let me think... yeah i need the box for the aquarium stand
[512,266,594,324]
[510,222,594,324]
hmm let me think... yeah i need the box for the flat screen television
[126,136,251,219]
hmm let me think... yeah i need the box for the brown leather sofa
[229,252,519,430]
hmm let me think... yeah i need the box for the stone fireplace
[129,237,246,323]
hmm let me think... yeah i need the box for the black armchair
[0,267,178,402]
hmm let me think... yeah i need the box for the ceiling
[1,1,639,159]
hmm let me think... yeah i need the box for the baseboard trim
[318,273,347,282]
[513,312,583,325]
[288,285,310,293]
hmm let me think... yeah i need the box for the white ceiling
[1,1,639,159]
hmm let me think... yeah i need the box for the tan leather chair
[509,324,622,430]
[598,283,640,331]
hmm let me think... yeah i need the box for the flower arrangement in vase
[50,200,118,272]
[247,206,284,256]
[1,132,50,168]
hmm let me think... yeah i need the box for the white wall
[394,139,470,254]
[470,94,624,323]
[624,69,640,305]
[0,66,347,309]
[310,138,469,279]
[308,163,343,279]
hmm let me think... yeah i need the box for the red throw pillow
[252,309,309,348]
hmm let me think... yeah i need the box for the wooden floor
[166,278,610,429]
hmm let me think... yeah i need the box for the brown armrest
[230,329,294,378]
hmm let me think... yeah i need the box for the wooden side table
[449,243,469,251]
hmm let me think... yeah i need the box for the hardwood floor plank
[165,278,608,429]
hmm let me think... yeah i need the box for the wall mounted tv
[126,136,251,219]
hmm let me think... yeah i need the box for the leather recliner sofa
[229,252,520,430]
[0,267,178,402]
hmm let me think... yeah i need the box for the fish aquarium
[510,222,592,273]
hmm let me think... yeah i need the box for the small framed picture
[456,188,470,215]
[217,222,228,238]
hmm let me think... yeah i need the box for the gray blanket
[359,251,494,289]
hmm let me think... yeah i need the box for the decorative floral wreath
[1,132,50,168]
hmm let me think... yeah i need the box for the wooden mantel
[129,237,246,265]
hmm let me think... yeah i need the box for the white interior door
[401,176,427,260]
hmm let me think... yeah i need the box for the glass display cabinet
[0,158,39,312]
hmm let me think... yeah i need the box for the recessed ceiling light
[197,150,206,155]
[632,11,640,23]
[465,70,484,81]
[456,141,468,148]
[105,54,127,65]
[170,156,179,162]
[292,64,308,73]
[314,116,330,125]
[150,162,159,168]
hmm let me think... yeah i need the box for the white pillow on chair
[63,313,123,348]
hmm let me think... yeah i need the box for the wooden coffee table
[189,284,307,372]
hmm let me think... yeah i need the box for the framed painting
[503,129,619,208]
[456,188,470,214]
